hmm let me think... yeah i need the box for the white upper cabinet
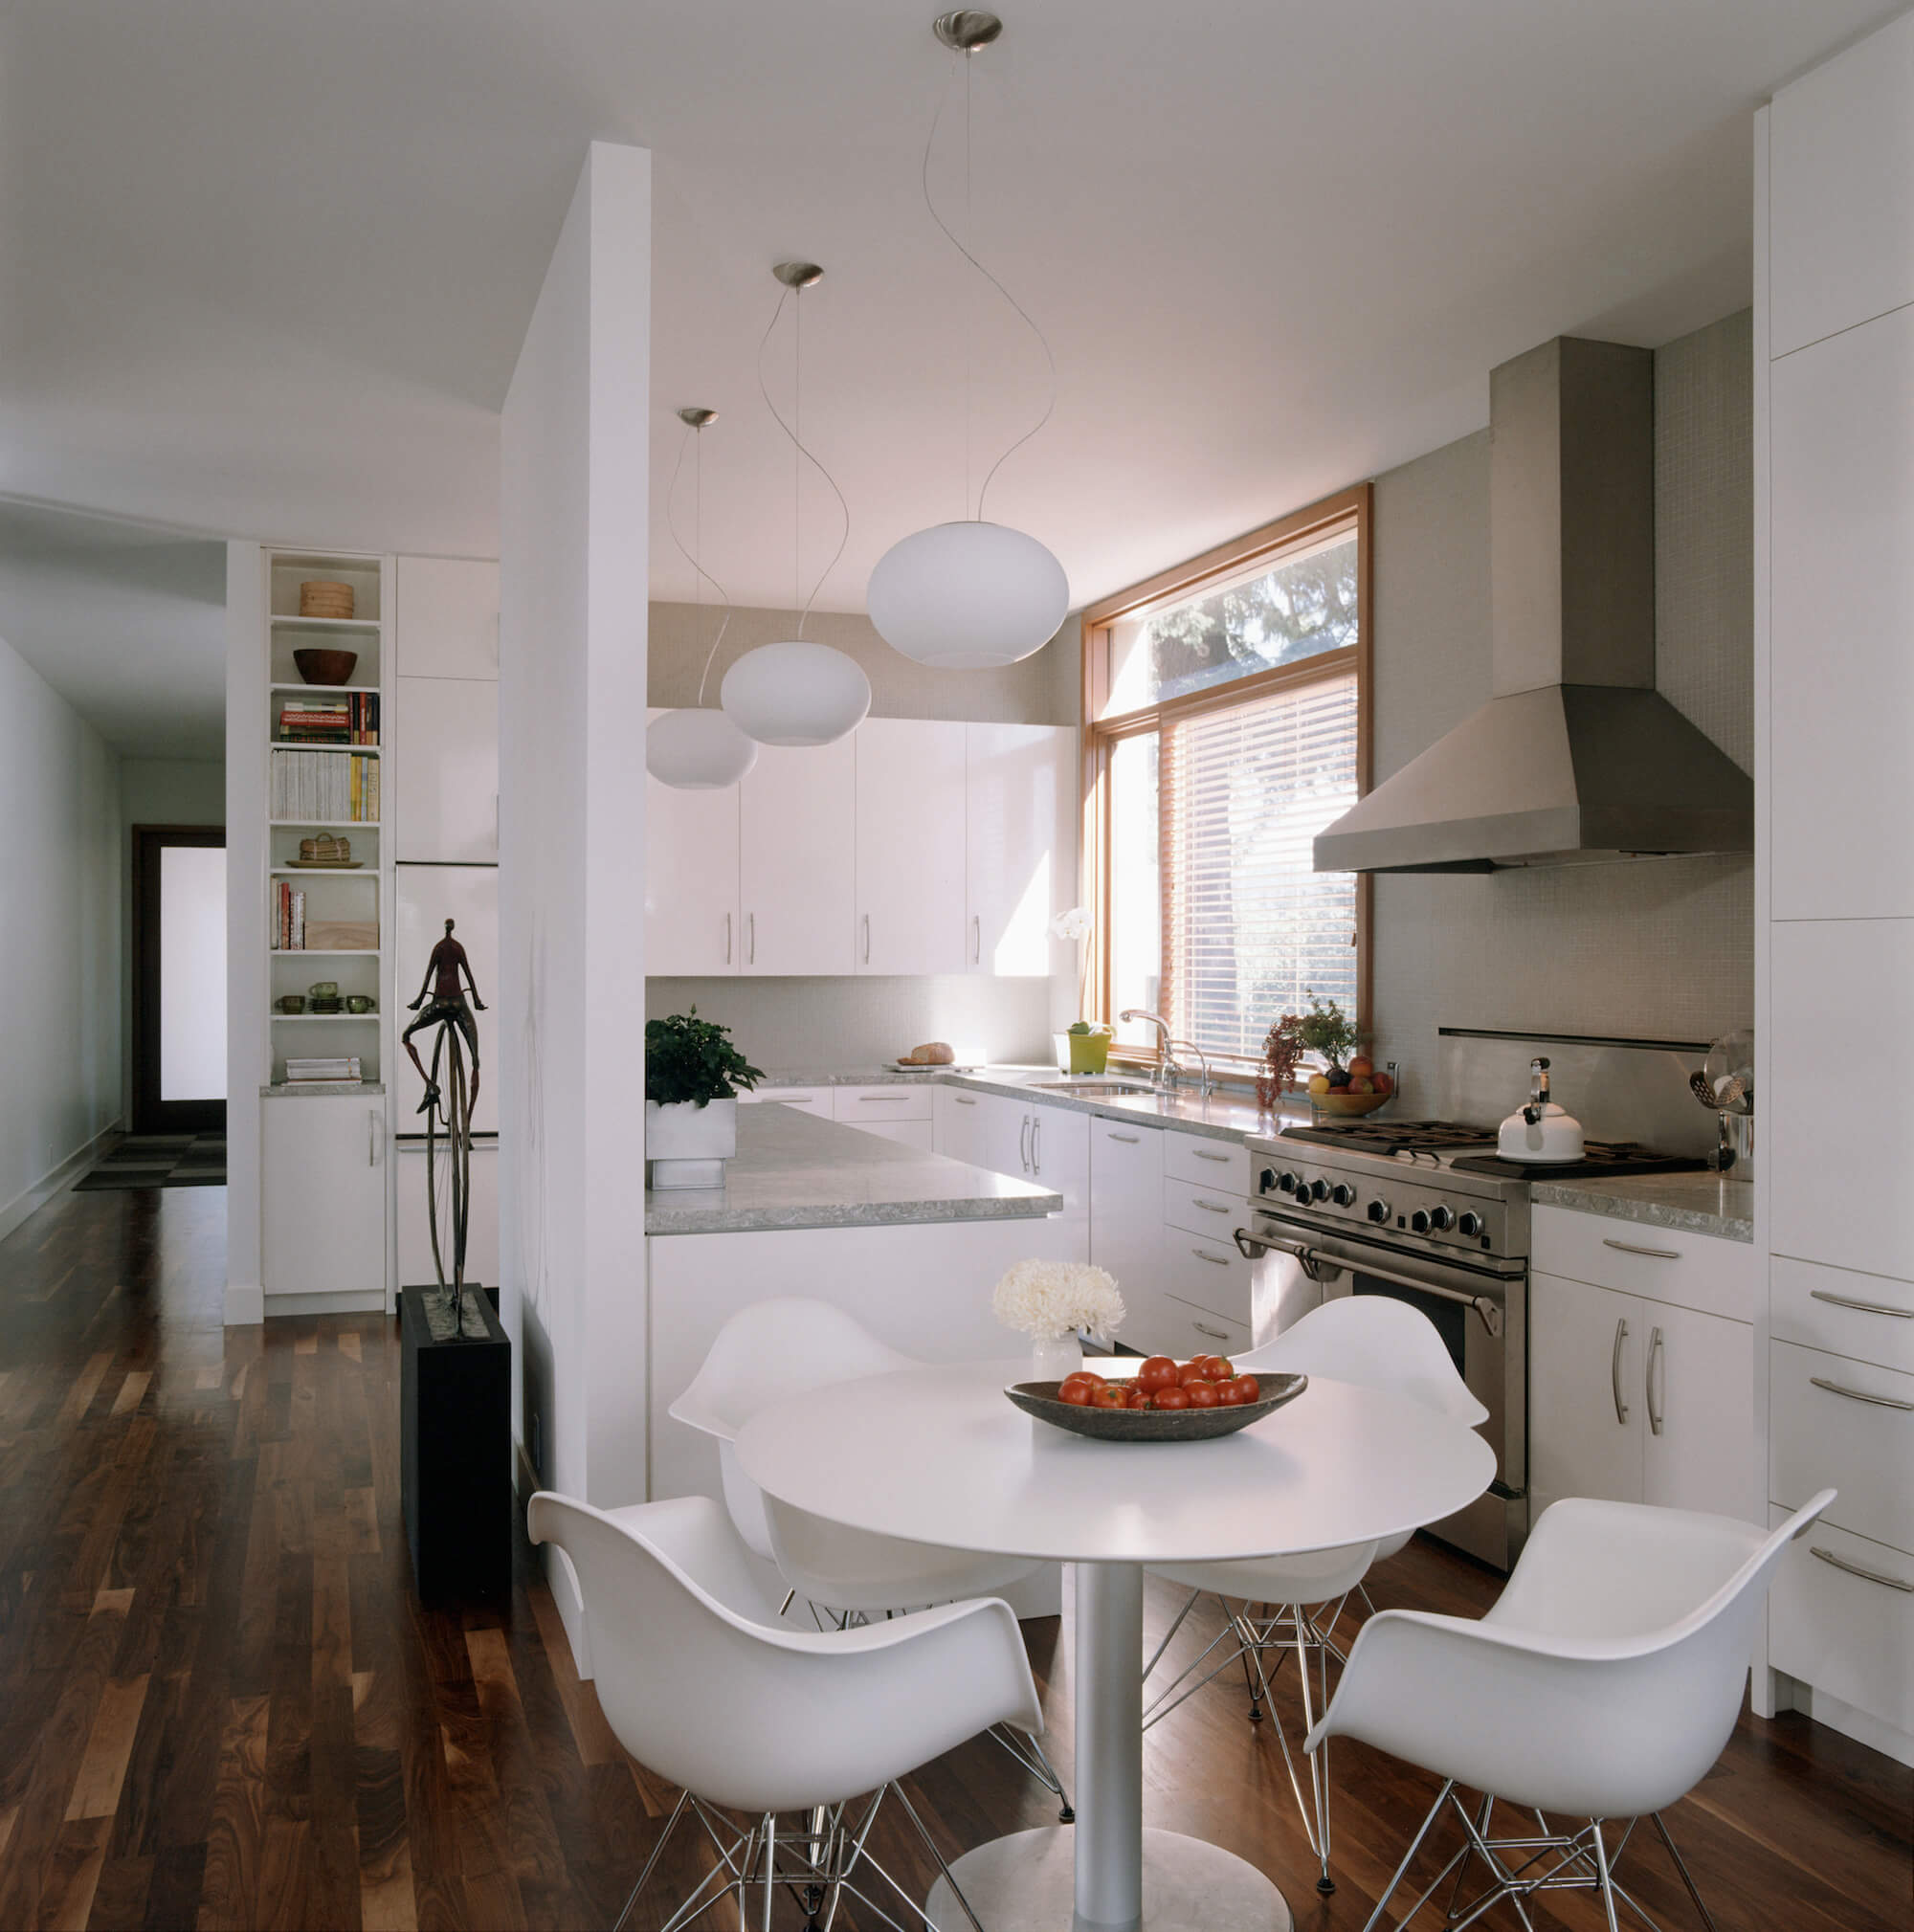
[394,557,500,679]
[966,722,1076,977]
[645,716,741,976]
[1769,307,1914,920]
[740,739,857,975]
[855,719,968,976]
[1769,11,1914,357]
[395,677,499,862]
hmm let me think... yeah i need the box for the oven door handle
[1234,1230,1505,1339]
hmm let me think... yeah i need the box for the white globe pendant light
[868,519,1069,669]
[722,262,871,749]
[868,11,1069,670]
[646,408,760,788]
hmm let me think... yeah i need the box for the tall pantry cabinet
[1757,12,1914,1767]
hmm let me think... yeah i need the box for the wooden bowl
[1309,1089,1391,1120]
[1003,1373,1308,1441]
[300,579,356,617]
[293,647,358,686]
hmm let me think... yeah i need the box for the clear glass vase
[1030,1332,1084,1384]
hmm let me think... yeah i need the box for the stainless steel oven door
[1235,1209,1528,1570]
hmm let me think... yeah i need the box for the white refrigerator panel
[395,865,500,1135]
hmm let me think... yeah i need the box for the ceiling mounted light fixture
[721,262,872,747]
[866,10,1069,670]
[646,408,761,788]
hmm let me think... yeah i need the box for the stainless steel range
[1235,1120,1706,1570]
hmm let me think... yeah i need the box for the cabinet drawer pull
[862,913,871,965]
[972,913,981,966]
[1809,1375,1914,1412]
[1107,1131,1142,1144]
[1811,1545,1914,1593]
[1191,1247,1232,1266]
[1611,1317,1630,1426]
[1602,1237,1680,1260]
[952,1096,977,1107]
[1192,1148,1232,1164]
[1032,1117,1042,1170]
[857,1095,908,1102]
[724,912,732,965]
[1019,1117,1033,1172]
[1646,1325,1664,1437]
[1810,1287,1914,1320]
[1192,1321,1231,1342]
[1192,1197,1233,1213]
[747,912,756,966]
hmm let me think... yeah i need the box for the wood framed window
[1079,484,1371,1072]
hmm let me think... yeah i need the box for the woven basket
[300,580,356,618]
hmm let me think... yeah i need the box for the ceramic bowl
[293,647,358,686]
[1003,1372,1307,1442]
[277,995,307,1014]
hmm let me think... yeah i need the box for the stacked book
[284,1056,364,1089]
[272,881,307,950]
[270,748,380,821]
[276,693,379,744]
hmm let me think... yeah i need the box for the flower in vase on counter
[992,1259,1125,1343]
[1049,905,1095,1020]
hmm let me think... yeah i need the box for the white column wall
[224,542,266,1322]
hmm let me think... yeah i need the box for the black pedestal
[400,1283,511,1604]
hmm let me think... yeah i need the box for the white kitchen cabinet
[739,1086,831,1115]
[1089,1118,1165,1344]
[395,676,499,862]
[832,1084,934,1148]
[855,720,968,976]
[740,739,857,975]
[1027,1100,1089,1227]
[1770,1340,1914,1556]
[1768,11,1914,358]
[394,557,500,679]
[1529,1273,1645,1521]
[396,1141,498,1289]
[643,710,740,977]
[965,722,1075,977]
[1768,1512,1914,1740]
[1769,919,1914,1285]
[933,1084,988,1165]
[263,1096,387,1302]
[979,1090,1038,1184]
[1639,1300,1754,1518]
[1769,309,1914,922]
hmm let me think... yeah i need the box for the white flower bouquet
[992,1259,1125,1341]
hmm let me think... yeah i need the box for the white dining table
[736,1358,1497,1932]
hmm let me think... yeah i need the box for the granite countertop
[645,1101,1063,1235]
[1529,1170,1753,1243]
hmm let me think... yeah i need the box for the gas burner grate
[1280,1120,1497,1155]
[1448,1141,1711,1182]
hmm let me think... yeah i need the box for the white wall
[119,757,224,1121]
[500,143,651,1649]
[0,634,122,1237]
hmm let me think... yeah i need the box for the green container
[1068,1028,1111,1075]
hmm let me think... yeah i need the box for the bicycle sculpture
[403,918,487,1339]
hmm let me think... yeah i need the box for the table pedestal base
[925,1826,1292,1932]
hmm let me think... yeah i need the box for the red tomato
[1058,1379,1095,1407]
[1232,1374,1260,1404]
[1185,1379,1221,1409]
[1057,1371,1102,1400]
[1091,1383,1129,1410]
[1203,1356,1236,1383]
[1124,1386,1153,1410]
[1136,1355,1178,1393]
[1176,1362,1211,1388]
[1152,1385,1191,1410]
[1215,1378,1248,1407]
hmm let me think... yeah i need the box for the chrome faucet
[1119,1009,1173,1089]
[1168,1039,1214,1098]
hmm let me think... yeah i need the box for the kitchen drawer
[1166,1232,1253,1326]
[1531,1206,1753,1322]
[1160,1293,1253,1360]
[1771,1255,1914,1377]
[1163,1176,1253,1243]
[1162,1129,1250,1195]
[1768,1510,1914,1738]
[844,1117,934,1150]
[1770,1339,1914,1554]
[741,1087,830,1114]
[831,1085,934,1123]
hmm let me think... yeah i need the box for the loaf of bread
[903,1042,956,1065]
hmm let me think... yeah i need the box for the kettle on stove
[1498,1056,1586,1164]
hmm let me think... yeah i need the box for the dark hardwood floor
[0,1182,1907,1929]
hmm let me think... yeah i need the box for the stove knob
[1458,1210,1484,1238]
[1409,1209,1431,1233]
[1330,1183,1356,1207]
[1367,1198,1391,1224]
[1277,1170,1301,1194]
[1258,1166,1280,1194]
[1429,1204,1456,1232]
[1308,1179,1329,1203]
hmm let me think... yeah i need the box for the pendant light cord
[757,283,850,639]
[923,54,1057,522]
[663,420,732,705]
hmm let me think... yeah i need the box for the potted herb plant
[644,1008,764,1189]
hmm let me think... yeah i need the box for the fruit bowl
[293,647,359,686]
[1004,1373,1308,1442]
[1308,1089,1391,1121]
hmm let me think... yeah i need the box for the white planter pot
[646,1096,738,1190]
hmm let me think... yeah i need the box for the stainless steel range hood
[1314,337,1753,874]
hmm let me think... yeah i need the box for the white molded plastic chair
[1306,1488,1836,1932]
[527,1489,1044,1932]
[1144,1296,1490,1896]
[669,1297,1073,1817]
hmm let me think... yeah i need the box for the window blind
[1160,672,1359,1059]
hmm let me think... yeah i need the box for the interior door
[132,825,227,1133]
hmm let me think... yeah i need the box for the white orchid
[1048,906,1093,943]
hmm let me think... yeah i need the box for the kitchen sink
[1033,1078,1158,1098]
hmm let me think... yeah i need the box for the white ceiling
[0,0,1897,626]
[0,502,226,759]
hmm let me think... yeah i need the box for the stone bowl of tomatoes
[1003,1355,1307,1441]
